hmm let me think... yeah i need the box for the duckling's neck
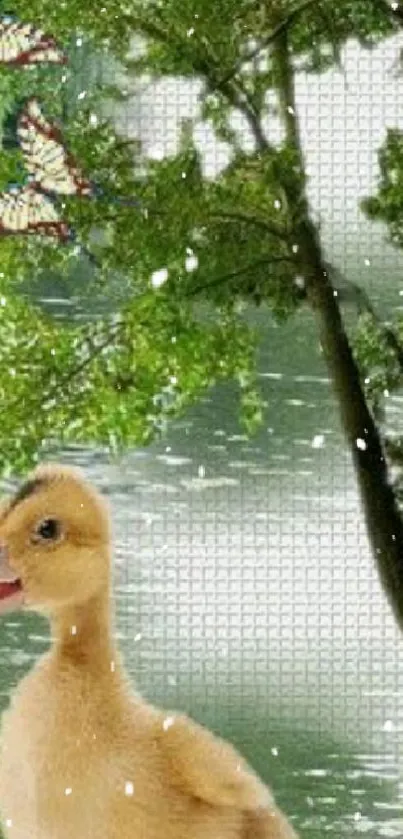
[50,585,120,676]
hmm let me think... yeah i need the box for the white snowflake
[151,268,169,288]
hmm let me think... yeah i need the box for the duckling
[0,463,298,839]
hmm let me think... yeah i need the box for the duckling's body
[0,465,298,839]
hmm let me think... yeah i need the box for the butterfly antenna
[91,183,141,209]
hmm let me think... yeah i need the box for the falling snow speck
[185,254,198,272]
[353,812,362,822]
[187,27,194,35]
[151,267,169,288]
[163,716,175,731]
[125,781,135,796]
[134,632,142,642]
[77,91,87,100]
[274,199,281,210]
[356,438,367,451]
[65,787,72,796]
[383,719,394,732]
[70,625,77,636]
[271,747,278,756]
[311,434,325,449]
[364,258,371,267]
[198,465,205,478]
[110,660,116,673]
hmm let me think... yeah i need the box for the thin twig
[208,211,288,240]
[124,7,271,151]
[218,0,317,88]
[187,255,295,297]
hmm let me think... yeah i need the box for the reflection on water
[1,307,403,837]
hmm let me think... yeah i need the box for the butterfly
[0,183,101,271]
[16,98,140,207]
[0,15,67,65]
[0,99,86,244]
[0,99,97,247]
[17,97,93,197]
[0,98,139,254]
[0,184,70,241]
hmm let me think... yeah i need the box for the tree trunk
[272,30,403,629]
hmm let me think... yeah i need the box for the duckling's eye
[33,518,63,543]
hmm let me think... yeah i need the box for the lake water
[1,304,403,837]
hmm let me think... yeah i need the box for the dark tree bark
[271,28,403,629]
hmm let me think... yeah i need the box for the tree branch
[218,0,317,88]
[187,256,295,297]
[139,208,288,240]
[124,7,271,151]
[209,211,289,240]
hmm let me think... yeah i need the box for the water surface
[1,307,403,837]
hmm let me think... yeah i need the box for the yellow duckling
[0,463,298,839]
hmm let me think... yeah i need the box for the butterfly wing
[0,17,67,65]
[17,98,93,197]
[0,185,70,241]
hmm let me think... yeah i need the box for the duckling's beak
[0,544,23,615]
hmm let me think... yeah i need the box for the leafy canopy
[0,0,399,474]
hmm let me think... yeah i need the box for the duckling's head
[0,464,111,616]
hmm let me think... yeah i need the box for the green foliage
[0,0,399,473]
[352,313,403,417]
[0,287,259,474]
[360,124,403,426]
[362,129,403,248]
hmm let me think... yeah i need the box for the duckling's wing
[156,712,272,810]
